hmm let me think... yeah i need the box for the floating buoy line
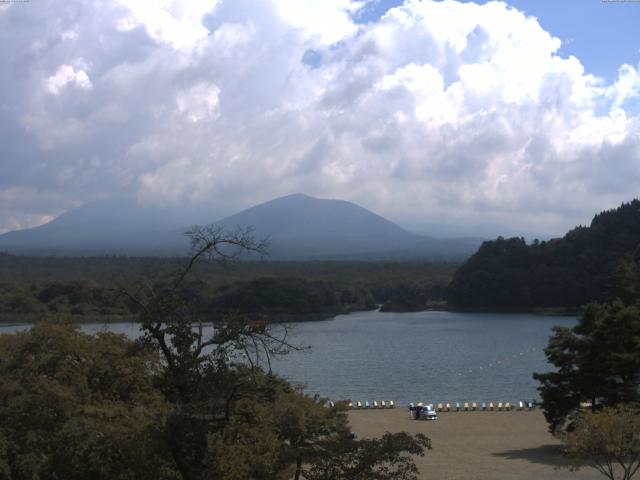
[454,346,540,377]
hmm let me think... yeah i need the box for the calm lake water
[0,310,575,405]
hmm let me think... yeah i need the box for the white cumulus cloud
[1,0,639,236]
[46,63,92,95]
[115,0,219,50]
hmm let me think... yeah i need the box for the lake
[0,310,575,405]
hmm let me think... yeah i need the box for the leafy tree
[205,375,295,480]
[271,389,350,480]
[613,249,640,306]
[304,431,431,480]
[0,320,177,480]
[534,252,640,433]
[562,406,640,480]
[119,226,298,480]
[207,376,432,480]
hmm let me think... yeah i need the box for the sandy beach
[348,409,601,480]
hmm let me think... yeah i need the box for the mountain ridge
[0,194,480,259]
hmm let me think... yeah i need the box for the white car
[421,404,438,420]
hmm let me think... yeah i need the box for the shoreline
[0,306,579,325]
[381,305,579,316]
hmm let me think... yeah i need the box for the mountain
[216,194,477,259]
[447,199,640,310]
[0,194,480,259]
[0,198,216,256]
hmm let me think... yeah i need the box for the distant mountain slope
[0,198,213,255]
[217,194,477,259]
[447,200,640,309]
[219,194,412,240]
[0,194,480,259]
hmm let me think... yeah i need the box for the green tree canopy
[563,405,640,480]
[534,251,640,433]
[448,200,640,310]
[0,320,177,480]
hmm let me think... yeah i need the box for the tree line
[448,200,640,310]
[0,255,455,322]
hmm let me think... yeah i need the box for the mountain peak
[218,194,413,241]
[279,193,314,200]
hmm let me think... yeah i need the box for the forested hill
[447,200,640,310]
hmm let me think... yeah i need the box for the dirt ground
[348,409,601,480]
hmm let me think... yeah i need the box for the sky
[0,0,639,237]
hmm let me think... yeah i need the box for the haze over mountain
[0,198,216,256]
[0,194,481,259]
[216,194,480,259]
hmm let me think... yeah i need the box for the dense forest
[448,200,640,310]
[0,254,456,322]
